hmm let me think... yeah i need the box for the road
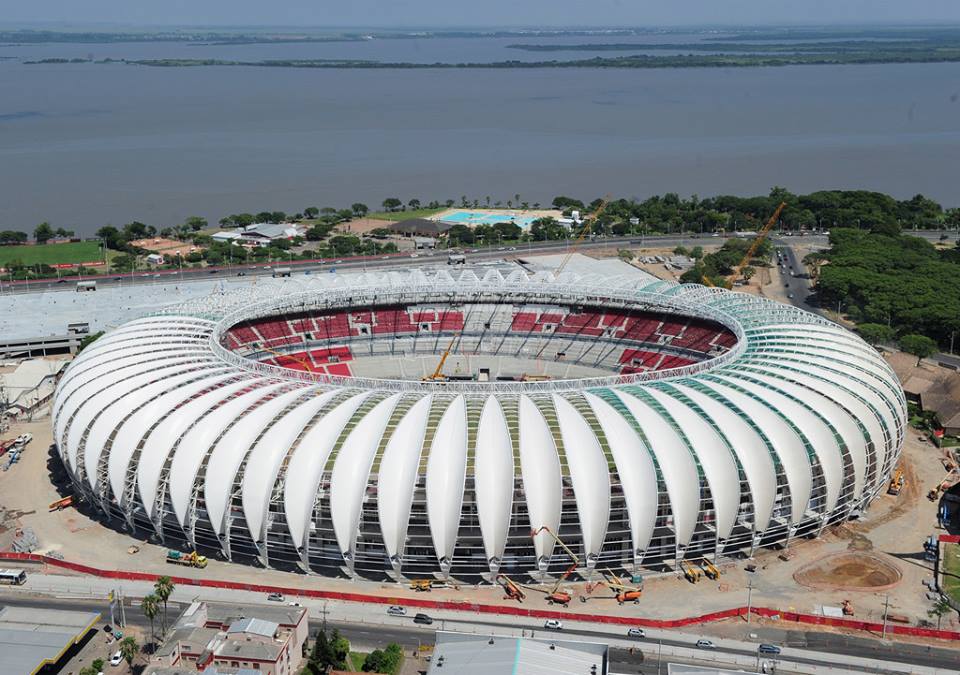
[2,592,957,674]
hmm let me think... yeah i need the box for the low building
[428,631,608,675]
[413,236,437,249]
[885,351,960,436]
[238,224,301,247]
[0,357,68,416]
[389,219,454,238]
[211,231,242,244]
[146,253,165,265]
[148,601,307,675]
[0,605,100,675]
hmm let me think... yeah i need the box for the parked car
[627,628,646,639]
[109,650,123,666]
[387,606,407,617]
[413,613,433,625]
[758,644,781,655]
[266,592,284,602]
[695,639,716,649]
[543,619,563,630]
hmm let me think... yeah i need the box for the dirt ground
[1,402,956,645]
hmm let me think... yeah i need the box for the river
[1,36,959,233]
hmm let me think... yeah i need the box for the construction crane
[699,201,787,289]
[530,526,581,606]
[422,333,458,381]
[555,195,611,275]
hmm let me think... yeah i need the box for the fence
[1,552,958,642]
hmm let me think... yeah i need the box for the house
[388,219,454,238]
[211,231,242,244]
[885,351,960,436]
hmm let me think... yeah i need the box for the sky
[3,0,960,29]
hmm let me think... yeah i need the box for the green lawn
[367,208,445,222]
[348,652,368,672]
[0,241,104,267]
[943,543,960,605]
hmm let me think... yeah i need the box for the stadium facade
[51,269,906,580]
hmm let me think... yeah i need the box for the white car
[15,433,32,446]
[109,650,123,666]
[627,628,646,639]
[543,619,563,630]
[696,639,717,649]
[387,605,407,616]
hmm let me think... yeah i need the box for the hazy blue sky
[4,0,960,28]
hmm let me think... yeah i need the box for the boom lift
[422,334,458,381]
[530,526,582,606]
[496,574,527,602]
[603,568,643,605]
[701,201,787,289]
[699,558,720,580]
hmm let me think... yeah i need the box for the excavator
[530,526,582,606]
[887,468,905,496]
[555,195,611,276]
[701,201,787,289]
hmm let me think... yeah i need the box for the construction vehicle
[166,550,208,569]
[48,496,73,512]
[602,569,643,605]
[887,468,905,496]
[841,599,854,616]
[701,202,787,289]
[530,526,582,606]
[927,469,960,501]
[555,195,611,276]
[496,574,526,602]
[410,579,434,592]
[699,558,721,580]
[680,560,702,584]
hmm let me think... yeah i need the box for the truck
[166,550,208,568]
[447,254,466,265]
[272,267,292,278]
[76,280,97,292]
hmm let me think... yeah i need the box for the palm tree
[154,576,175,634]
[120,636,139,666]
[142,594,159,650]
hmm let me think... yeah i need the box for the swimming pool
[440,211,538,229]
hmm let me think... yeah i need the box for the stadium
[51,268,906,581]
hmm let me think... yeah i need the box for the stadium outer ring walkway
[50,269,907,581]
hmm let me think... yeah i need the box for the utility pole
[746,578,755,623]
[881,593,890,639]
[656,639,662,675]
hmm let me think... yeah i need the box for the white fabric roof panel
[49,272,905,578]
[425,395,469,565]
[473,396,515,565]
[378,394,432,561]
[284,392,372,551]
[518,395,562,563]
[330,394,401,559]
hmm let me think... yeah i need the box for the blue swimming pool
[440,211,537,229]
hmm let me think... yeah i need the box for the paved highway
[2,592,956,673]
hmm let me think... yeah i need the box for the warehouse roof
[0,606,100,675]
[389,218,454,236]
[428,632,608,675]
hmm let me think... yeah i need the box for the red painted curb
[3,552,957,641]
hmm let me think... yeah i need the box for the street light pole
[881,593,890,640]
[746,578,754,623]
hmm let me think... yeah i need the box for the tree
[351,203,368,217]
[408,198,421,210]
[857,323,895,346]
[119,636,139,666]
[34,222,54,244]
[306,627,349,674]
[690,246,704,259]
[153,575,175,634]
[54,227,74,238]
[184,216,207,232]
[142,593,159,649]
[900,334,938,365]
[673,245,689,256]
[91,658,105,672]
[304,206,320,219]
[382,197,402,212]
[928,597,954,631]
[306,223,335,241]
[77,331,105,353]
[79,667,99,675]
[362,643,403,673]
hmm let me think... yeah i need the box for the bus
[0,568,26,585]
